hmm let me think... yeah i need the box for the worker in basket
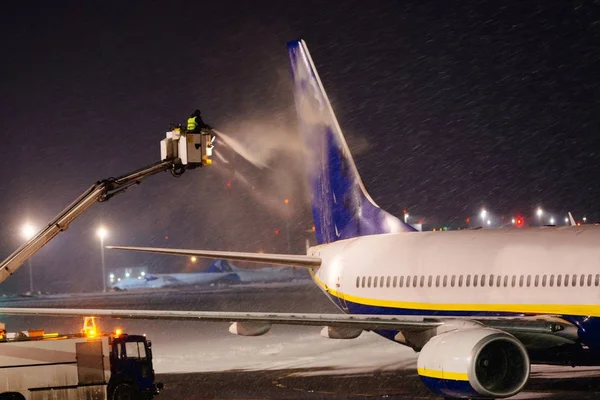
[187,109,212,133]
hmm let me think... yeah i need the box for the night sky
[1,1,599,293]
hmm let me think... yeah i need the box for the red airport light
[226,182,232,188]
[516,217,524,227]
[284,199,289,204]
[466,217,471,224]
[274,229,280,235]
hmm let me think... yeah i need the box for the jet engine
[417,328,529,399]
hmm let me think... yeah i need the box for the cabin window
[374,277,378,288]
[399,276,404,288]
[481,275,486,287]
[356,277,360,288]
[596,274,600,287]
[379,276,384,287]
[504,276,509,287]
[418,276,423,287]
[489,275,494,287]
[534,275,539,287]
[580,274,585,287]
[361,276,366,288]
[443,275,448,287]
[511,276,516,287]
[542,275,547,287]
[406,276,411,288]
[466,275,471,287]
[386,276,391,288]
[565,275,570,287]
[428,276,433,287]
[473,275,479,287]
[435,275,440,287]
[393,276,397,288]
[367,276,372,288]
[526,275,531,287]
[557,275,562,287]
[458,275,463,287]
[587,274,592,287]
[496,275,501,287]
[451,275,456,287]
[549,275,555,287]
[413,276,418,287]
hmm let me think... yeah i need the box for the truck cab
[109,334,162,399]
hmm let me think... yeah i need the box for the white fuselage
[309,226,600,317]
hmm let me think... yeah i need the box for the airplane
[4,40,600,400]
[111,260,305,290]
[216,260,307,283]
[110,260,239,291]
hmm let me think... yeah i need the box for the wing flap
[106,246,321,269]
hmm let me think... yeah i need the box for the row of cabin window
[356,274,600,289]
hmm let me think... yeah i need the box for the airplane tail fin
[287,40,415,245]
[206,259,234,273]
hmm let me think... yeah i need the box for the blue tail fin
[287,40,415,245]
[207,259,234,273]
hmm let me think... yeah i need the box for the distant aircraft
[111,260,305,290]
[111,260,237,290]
[6,40,600,400]
[217,260,306,283]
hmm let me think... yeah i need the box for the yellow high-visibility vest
[187,117,198,132]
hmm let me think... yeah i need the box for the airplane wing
[0,308,439,332]
[0,307,575,340]
[106,246,321,269]
[568,212,577,226]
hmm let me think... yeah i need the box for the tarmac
[3,283,600,399]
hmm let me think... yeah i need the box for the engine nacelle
[417,328,529,399]
[320,326,362,339]
[228,321,271,336]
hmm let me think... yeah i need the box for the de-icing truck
[0,318,162,400]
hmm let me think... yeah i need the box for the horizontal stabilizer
[106,246,322,269]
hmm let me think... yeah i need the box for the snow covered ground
[154,326,416,374]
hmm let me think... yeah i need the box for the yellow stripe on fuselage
[417,368,469,381]
[311,272,600,317]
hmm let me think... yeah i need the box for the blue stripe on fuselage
[419,376,480,398]
[324,291,600,348]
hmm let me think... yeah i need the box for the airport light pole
[480,209,487,227]
[21,223,37,294]
[96,227,108,292]
[536,208,543,226]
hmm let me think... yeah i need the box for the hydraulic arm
[0,128,214,285]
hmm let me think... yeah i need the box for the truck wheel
[111,383,139,400]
